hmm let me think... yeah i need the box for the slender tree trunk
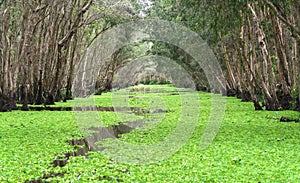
[248,3,279,110]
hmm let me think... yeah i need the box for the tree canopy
[0,0,299,111]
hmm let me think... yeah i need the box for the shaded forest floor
[0,85,300,182]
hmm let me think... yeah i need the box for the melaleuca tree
[145,0,300,110]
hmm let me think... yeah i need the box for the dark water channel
[25,122,136,183]
[25,106,171,182]
[19,106,144,112]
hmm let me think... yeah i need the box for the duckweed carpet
[0,85,299,182]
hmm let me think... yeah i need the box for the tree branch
[262,0,300,39]
[58,0,93,46]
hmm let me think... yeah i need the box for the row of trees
[0,0,135,111]
[0,0,299,111]
[148,0,300,111]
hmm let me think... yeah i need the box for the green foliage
[139,76,172,85]
[1,85,300,182]
[0,111,82,182]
